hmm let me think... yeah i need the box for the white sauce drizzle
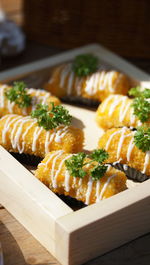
[32,126,43,152]
[119,101,131,122]
[7,100,15,113]
[28,88,52,111]
[85,70,120,95]
[0,84,7,108]
[72,175,77,187]
[11,117,31,153]
[76,178,83,197]
[2,115,20,144]
[93,73,99,94]
[100,95,114,112]
[85,75,96,95]
[1,114,71,155]
[105,128,123,150]
[105,129,133,155]
[41,93,50,105]
[118,97,128,121]
[52,65,123,97]
[21,120,37,152]
[98,71,105,91]
[100,95,137,126]
[53,154,72,190]
[105,128,149,174]
[0,85,52,115]
[50,150,64,188]
[85,178,93,205]
[130,109,136,125]
[44,131,51,154]
[10,118,24,149]
[49,131,55,144]
[60,64,71,88]
[110,72,123,92]
[54,126,69,143]
[44,151,60,172]
[67,71,74,95]
[84,164,118,204]
[117,127,127,159]
[64,168,72,192]
[99,174,116,200]
[127,135,135,161]
[40,151,125,205]
[142,151,150,174]
[78,178,82,186]
[108,71,115,92]
[75,77,81,96]
[108,96,123,116]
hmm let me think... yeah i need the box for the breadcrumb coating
[0,114,84,157]
[98,127,150,176]
[35,150,127,205]
[44,64,130,102]
[0,84,60,117]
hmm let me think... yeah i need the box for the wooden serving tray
[0,44,150,265]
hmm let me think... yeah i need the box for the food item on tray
[98,127,150,181]
[0,81,60,117]
[44,54,130,105]
[35,149,127,205]
[0,104,84,157]
[96,87,150,130]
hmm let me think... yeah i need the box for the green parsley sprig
[134,126,150,152]
[129,86,150,98]
[31,103,72,130]
[5,81,32,108]
[128,86,142,97]
[72,54,99,77]
[65,149,109,180]
[65,152,87,178]
[128,87,150,123]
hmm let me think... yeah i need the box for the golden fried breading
[96,95,150,130]
[44,64,130,102]
[98,127,150,176]
[35,150,127,205]
[0,84,60,117]
[0,114,84,157]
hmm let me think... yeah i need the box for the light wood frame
[0,44,150,265]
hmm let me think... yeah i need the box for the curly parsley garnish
[65,152,87,178]
[134,126,150,152]
[5,81,32,108]
[128,86,142,97]
[65,149,109,180]
[129,87,150,123]
[72,54,99,77]
[91,149,109,164]
[31,103,72,130]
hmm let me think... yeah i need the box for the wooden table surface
[0,41,150,265]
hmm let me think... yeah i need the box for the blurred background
[0,0,150,71]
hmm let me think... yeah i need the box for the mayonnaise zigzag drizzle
[0,84,59,117]
[101,95,136,125]
[96,94,145,129]
[36,151,124,205]
[0,114,76,157]
[99,127,150,175]
[85,71,123,95]
[48,64,128,99]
